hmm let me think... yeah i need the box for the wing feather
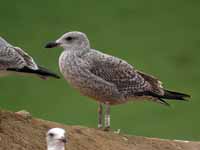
[14,47,38,70]
[84,50,156,98]
[0,46,26,69]
[0,37,38,70]
[136,70,164,95]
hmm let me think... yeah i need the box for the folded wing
[85,50,164,100]
[0,37,60,79]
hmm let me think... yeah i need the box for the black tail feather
[157,98,170,106]
[7,66,60,79]
[135,90,190,106]
[162,90,191,101]
[156,90,191,106]
[37,66,60,79]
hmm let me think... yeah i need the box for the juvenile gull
[46,128,67,150]
[0,37,60,79]
[45,31,190,130]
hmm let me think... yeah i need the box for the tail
[36,66,60,79]
[137,90,191,106]
[7,66,60,79]
[162,90,191,101]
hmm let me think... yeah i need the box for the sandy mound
[0,110,199,150]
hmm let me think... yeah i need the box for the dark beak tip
[62,139,67,143]
[45,41,58,48]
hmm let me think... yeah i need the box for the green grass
[0,0,199,140]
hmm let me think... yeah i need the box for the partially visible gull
[45,31,190,130]
[0,36,60,79]
[46,128,67,150]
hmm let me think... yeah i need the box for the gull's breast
[59,52,87,88]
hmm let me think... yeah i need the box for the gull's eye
[49,133,54,137]
[65,36,73,41]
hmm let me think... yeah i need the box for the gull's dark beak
[45,41,60,48]
[59,138,67,143]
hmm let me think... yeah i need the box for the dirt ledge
[0,110,199,150]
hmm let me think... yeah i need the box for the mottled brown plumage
[84,50,165,105]
[0,36,60,79]
[45,31,190,129]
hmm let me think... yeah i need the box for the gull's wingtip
[163,90,191,100]
[37,66,61,79]
[7,66,61,79]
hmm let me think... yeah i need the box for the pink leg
[98,103,103,128]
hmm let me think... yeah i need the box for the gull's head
[46,128,67,150]
[45,31,90,50]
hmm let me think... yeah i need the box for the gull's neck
[64,47,90,57]
[47,143,65,150]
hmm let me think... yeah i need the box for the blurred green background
[0,0,199,141]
